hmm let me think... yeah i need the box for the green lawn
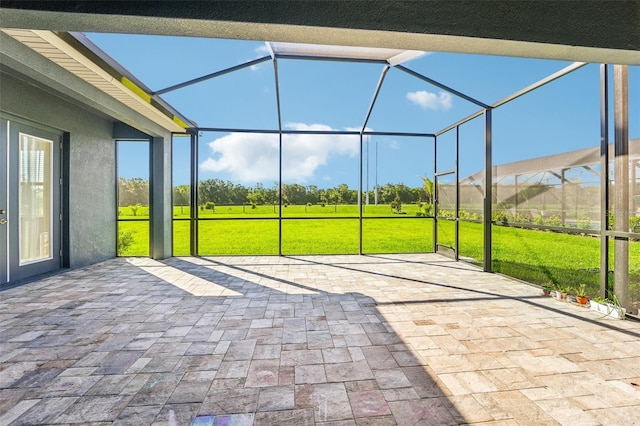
[126,203,625,230]
[171,217,433,255]
[117,220,149,257]
[198,219,279,255]
[435,220,640,299]
[118,205,640,303]
[121,203,424,219]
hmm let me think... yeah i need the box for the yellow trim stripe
[173,116,189,129]
[121,77,152,103]
[121,76,190,130]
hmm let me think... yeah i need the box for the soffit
[1,28,192,133]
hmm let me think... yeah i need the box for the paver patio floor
[1,254,640,425]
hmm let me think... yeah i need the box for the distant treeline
[118,177,434,207]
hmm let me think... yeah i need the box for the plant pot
[542,287,552,296]
[576,295,589,305]
[590,300,626,319]
[590,300,608,315]
[608,305,626,319]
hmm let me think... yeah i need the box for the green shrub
[544,215,562,226]
[577,215,592,229]
[130,203,142,217]
[390,195,402,214]
[458,210,480,220]
[492,211,509,224]
[117,230,135,255]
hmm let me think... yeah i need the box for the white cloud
[250,45,271,71]
[406,90,452,111]
[200,123,359,183]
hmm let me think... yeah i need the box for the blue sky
[91,33,638,189]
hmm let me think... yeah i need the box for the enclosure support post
[632,161,637,216]
[273,58,283,256]
[374,140,379,205]
[514,174,518,220]
[366,136,369,206]
[560,169,566,226]
[483,109,493,272]
[359,134,364,255]
[190,132,199,256]
[599,64,609,298]
[433,136,438,253]
[613,64,629,309]
[455,126,460,261]
[150,136,172,259]
[278,132,283,256]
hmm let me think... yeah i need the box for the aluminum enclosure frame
[143,41,631,306]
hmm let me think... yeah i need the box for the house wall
[1,72,116,268]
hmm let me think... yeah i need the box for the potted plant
[574,284,589,305]
[550,282,560,299]
[555,284,570,301]
[542,283,553,296]
[590,297,609,315]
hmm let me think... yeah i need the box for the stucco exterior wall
[1,72,116,268]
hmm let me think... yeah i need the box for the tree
[163,179,441,209]
[282,183,307,205]
[305,185,321,204]
[393,183,413,203]
[229,182,249,205]
[326,188,341,205]
[118,177,149,207]
[130,203,142,216]
[173,185,190,214]
[379,183,396,204]
[390,194,402,213]
[421,176,434,204]
[337,183,354,204]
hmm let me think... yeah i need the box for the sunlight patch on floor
[127,258,242,297]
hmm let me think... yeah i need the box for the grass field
[118,204,640,302]
[120,204,424,218]
[168,218,433,256]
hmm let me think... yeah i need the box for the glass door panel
[2,118,61,285]
[0,119,7,285]
[19,133,53,264]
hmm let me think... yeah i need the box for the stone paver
[1,254,640,425]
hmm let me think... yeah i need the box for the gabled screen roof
[267,42,425,65]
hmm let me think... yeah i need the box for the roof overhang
[1,3,639,64]
[1,28,195,133]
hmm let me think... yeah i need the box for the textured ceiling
[1,1,639,64]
